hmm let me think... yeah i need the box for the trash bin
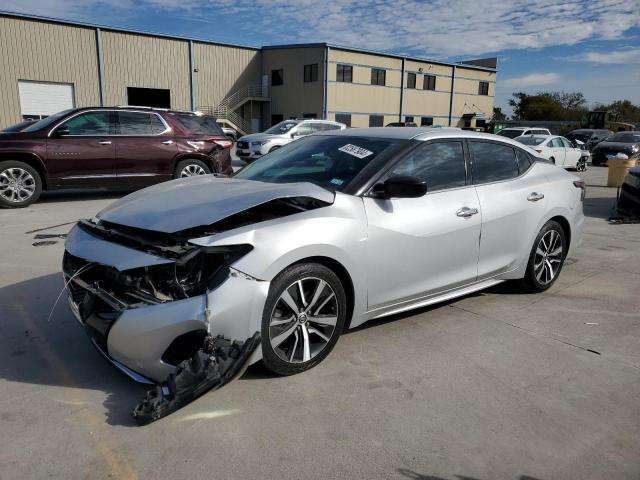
[607,153,638,188]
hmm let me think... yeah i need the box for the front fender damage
[133,332,260,426]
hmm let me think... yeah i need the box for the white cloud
[2,0,640,58]
[582,49,640,64]
[502,72,561,87]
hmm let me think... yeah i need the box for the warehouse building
[0,11,497,134]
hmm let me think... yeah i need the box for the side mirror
[52,126,70,137]
[371,175,427,199]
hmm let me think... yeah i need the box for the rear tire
[0,160,42,208]
[549,156,556,165]
[261,263,347,376]
[173,159,211,179]
[519,220,566,292]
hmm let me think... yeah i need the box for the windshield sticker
[330,178,344,186]
[338,144,374,159]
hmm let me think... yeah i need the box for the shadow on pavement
[0,272,147,427]
[582,196,617,219]
[396,470,542,480]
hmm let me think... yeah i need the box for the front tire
[520,220,566,292]
[549,156,556,165]
[268,146,281,154]
[261,263,347,376]
[576,158,587,172]
[0,160,42,208]
[173,159,211,179]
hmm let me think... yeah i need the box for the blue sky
[2,0,639,115]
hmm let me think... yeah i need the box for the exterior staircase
[199,85,269,135]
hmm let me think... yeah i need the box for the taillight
[573,180,586,201]
[213,140,233,149]
[535,149,543,154]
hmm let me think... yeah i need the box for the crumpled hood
[237,133,279,143]
[96,176,335,234]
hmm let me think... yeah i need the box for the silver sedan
[63,128,585,385]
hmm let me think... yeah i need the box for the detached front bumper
[63,224,268,383]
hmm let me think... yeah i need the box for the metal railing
[199,84,269,135]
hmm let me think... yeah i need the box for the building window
[271,114,284,126]
[405,116,414,123]
[421,117,433,126]
[369,115,384,127]
[423,74,436,91]
[407,72,416,89]
[371,68,386,86]
[478,81,489,96]
[271,69,284,86]
[336,64,353,83]
[304,64,318,82]
[335,113,351,127]
[303,113,317,118]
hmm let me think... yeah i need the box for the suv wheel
[174,159,211,179]
[0,161,42,208]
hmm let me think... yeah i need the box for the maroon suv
[0,107,233,208]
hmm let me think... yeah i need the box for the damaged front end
[133,332,260,425]
[63,187,333,423]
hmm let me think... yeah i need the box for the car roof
[315,127,536,145]
[71,106,203,116]
[502,126,548,131]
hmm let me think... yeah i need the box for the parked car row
[516,135,589,171]
[0,107,233,208]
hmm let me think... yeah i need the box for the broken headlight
[117,244,253,303]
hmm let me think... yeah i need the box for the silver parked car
[235,119,346,162]
[63,128,584,409]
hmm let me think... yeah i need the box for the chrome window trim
[48,109,172,138]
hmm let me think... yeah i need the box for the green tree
[508,91,588,121]
[492,106,507,121]
[593,100,640,124]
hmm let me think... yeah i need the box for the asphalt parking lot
[0,165,638,480]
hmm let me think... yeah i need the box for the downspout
[189,40,196,111]
[95,28,105,107]
[448,65,456,126]
[323,45,330,119]
[399,57,405,122]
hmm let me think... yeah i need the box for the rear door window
[470,141,519,183]
[117,111,166,135]
[389,141,467,191]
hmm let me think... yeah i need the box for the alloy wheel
[577,159,587,172]
[180,164,207,177]
[534,229,563,285]
[0,167,36,203]
[268,277,338,364]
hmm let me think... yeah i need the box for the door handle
[98,140,112,145]
[456,207,479,218]
[161,140,174,145]
[527,192,545,202]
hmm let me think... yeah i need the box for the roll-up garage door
[18,81,75,119]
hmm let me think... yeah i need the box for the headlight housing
[251,140,267,147]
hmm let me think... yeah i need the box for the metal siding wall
[262,48,325,120]
[193,43,261,108]
[101,31,191,108]
[0,17,100,128]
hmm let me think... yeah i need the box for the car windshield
[173,114,223,135]
[22,109,74,132]
[234,135,400,192]
[609,132,640,143]
[497,129,524,139]
[264,121,299,135]
[516,136,546,146]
